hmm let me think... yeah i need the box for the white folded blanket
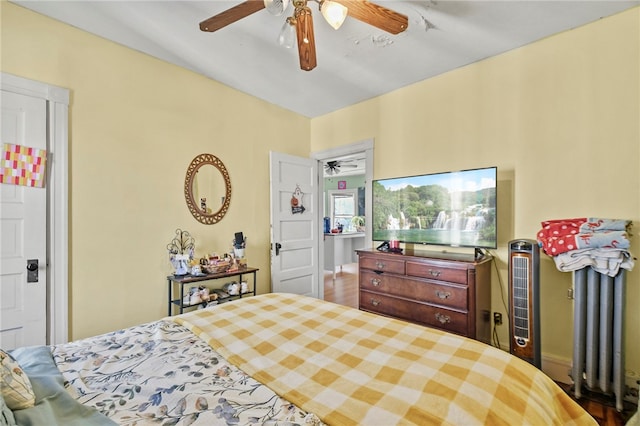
[553,248,635,277]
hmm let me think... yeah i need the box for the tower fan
[508,239,541,368]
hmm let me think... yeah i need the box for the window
[329,189,357,231]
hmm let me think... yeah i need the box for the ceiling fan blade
[200,0,266,32]
[294,6,317,71]
[336,0,408,35]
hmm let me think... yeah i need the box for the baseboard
[491,345,575,384]
[541,353,573,384]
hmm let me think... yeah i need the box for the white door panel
[0,90,48,349]
[270,152,319,298]
[279,247,313,273]
[275,273,316,295]
[280,219,313,241]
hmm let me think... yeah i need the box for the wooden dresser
[356,248,492,344]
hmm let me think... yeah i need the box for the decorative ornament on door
[1,143,47,188]
[291,184,305,214]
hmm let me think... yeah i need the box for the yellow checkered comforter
[173,293,595,426]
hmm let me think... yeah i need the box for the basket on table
[202,261,230,274]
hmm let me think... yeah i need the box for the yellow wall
[2,1,638,378]
[1,2,310,338]
[311,8,639,376]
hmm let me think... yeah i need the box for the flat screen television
[372,166,497,249]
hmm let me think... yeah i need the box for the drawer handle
[428,269,442,277]
[435,312,451,324]
[371,278,381,287]
[435,290,451,300]
[370,298,381,307]
[375,261,386,269]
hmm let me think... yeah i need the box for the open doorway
[311,139,373,308]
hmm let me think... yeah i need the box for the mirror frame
[184,153,232,224]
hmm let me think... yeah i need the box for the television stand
[356,248,492,344]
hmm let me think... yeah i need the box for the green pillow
[0,393,17,426]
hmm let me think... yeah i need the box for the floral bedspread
[52,319,323,425]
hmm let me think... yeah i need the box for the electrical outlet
[493,312,503,325]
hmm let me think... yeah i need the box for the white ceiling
[11,1,639,118]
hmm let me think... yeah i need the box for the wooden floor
[323,262,359,309]
[557,383,636,426]
[322,263,635,426]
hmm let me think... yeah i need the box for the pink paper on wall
[1,143,47,188]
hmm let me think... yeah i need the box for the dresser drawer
[359,256,405,274]
[360,271,468,310]
[359,270,405,293]
[356,249,492,344]
[360,291,468,336]
[406,261,469,285]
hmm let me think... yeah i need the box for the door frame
[2,72,69,345]
[311,138,374,285]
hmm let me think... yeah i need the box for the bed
[2,293,596,425]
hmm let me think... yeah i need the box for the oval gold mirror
[184,153,231,224]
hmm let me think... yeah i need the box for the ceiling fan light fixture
[264,0,290,16]
[200,0,408,71]
[320,0,347,30]
[278,17,296,48]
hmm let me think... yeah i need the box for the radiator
[572,267,626,411]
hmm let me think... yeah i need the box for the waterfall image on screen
[372,167,497,249]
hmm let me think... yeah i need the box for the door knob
[26,259,39,282]
[275,242,282,256]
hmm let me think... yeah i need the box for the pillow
[0,349,35,410]
[0,393,17,426]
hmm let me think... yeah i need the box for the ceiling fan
[199,0,408,71]
[324,159,358,175]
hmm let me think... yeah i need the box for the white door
[0,90,48,349]
[269,152,320,298]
